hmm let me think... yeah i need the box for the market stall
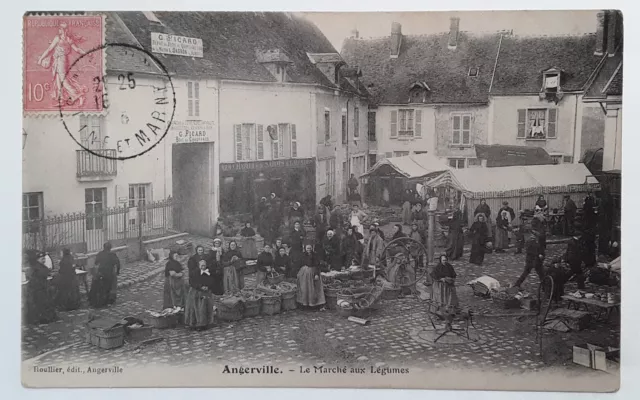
[425,163,600,227]
[361,153,450,206]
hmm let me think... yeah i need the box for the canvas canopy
[426,163,600,199]
[361,153,450,180]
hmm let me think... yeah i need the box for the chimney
[594,11,607,56]
[448,17,460,49]
[607,10,620,57]
[351,28,359,39]
[390,22,402,59]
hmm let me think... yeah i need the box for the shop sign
[220,158,314,172]
[171,121,215,143]
[151,32,203,58]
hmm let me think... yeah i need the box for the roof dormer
[256,49,293,83]
[408,81,431,103]
[307,52,346,85]
[539,67,564,104]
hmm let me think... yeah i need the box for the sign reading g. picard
[171,121,215,143]
[151,32,203,58]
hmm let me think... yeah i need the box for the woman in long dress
[240,221,258,259]
[469,214,489,266]
[184,260,215,331]
[296,244,326,308]
[207,239,225,295]
[163,250,185,309]
[53,249,81,311]
[320,229,342,271]
[412,202,428,244]
[188,246,207,273]
[221,240,242,294]
[25,251,58,324]
[495,210,510,253]
[474,199,493,241]
[445,210,465,261]
[430,255,459,320]
[88,242,120,308]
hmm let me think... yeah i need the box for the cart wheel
[380,237,428,288]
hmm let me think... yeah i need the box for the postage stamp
[23,15,105,114]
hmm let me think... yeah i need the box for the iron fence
[22,197,178,254]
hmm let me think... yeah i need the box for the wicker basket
[261,294,282,315]
[125,326,153,342]
[266,273,284,285]
[281,290,297,311]
[217,301,244,321]
[324,288,339,310]
[336,304,354,318]
[243,297,262,318]
[85,325,125,350]
[149,314,178,329]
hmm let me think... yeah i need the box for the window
[256,125,265,160]
[79,115,105,149]
[325,159,336,198]
[324,110,331,142]
[274,123,292,159]
[390,109,422,138]
[234,124,255,161]
[341,110,347,144]
[129,184,151,224]
[517,108,557,140]
[23,192,43,233]
[550,155,574,164]
[354,107,360,138]
[393,151,410,157]
[550,155,562,165]
[467,158,482,167]
[368,111,376,141]
[543,72,560,92]
[85,188,106,230]
[451,114,471,146]
[448,158,466,169]
[187,81,200,118]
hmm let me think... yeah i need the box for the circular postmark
[58,43,176,160]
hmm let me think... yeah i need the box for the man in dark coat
[513,231,545,289]
[313,205,328,245]
[564,236,585,289]
[563,195,577,236]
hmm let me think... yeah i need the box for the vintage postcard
[21,10,621,391]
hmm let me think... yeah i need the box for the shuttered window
[291,124,297,158]
[517,108,558,140]
[517,109,527,138]
[547,108,558,139]
[234,124,254,161]
[390,110,398,138]
[256,124,264,160]
[187,81,200,118]
[415,110,422,137]
[451,114,471,145]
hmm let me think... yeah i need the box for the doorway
[172,142,214,236]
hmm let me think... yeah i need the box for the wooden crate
[573,344,593,368]
[549,309,591,331]
[85,326,125,350]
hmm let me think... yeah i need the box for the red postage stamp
[23,15,105,114]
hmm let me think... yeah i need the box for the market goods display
[266,271,284,285]
[217,294,244,321]
[240,289,263,317]
[146,307,183,329]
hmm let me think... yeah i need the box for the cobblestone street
[22,241,619,378]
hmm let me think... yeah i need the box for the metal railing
[76,149,117,178]
[22,197,178,254]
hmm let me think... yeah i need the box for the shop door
[172,143,213,236]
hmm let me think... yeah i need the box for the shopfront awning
[361,153,450,180]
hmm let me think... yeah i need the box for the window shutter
[390,110,398,138]
[256,124,264,160]
[187,82,193,117]
[547,109,558,138]
[415,110,422,137]
[234,124,243,161]
[462,115,471,145]
[517,109,526,138]
[291,124,297,158]
[452,115,461,145]
[194,82,200,117]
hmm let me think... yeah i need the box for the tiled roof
[490,34,603,94]
[605,65,622,96]
[474,144,554,167]
[114,11,340,88]
[307,53,344,64]
[584,53,621,98]
[341,32,501,105]
[106,12,164,75]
